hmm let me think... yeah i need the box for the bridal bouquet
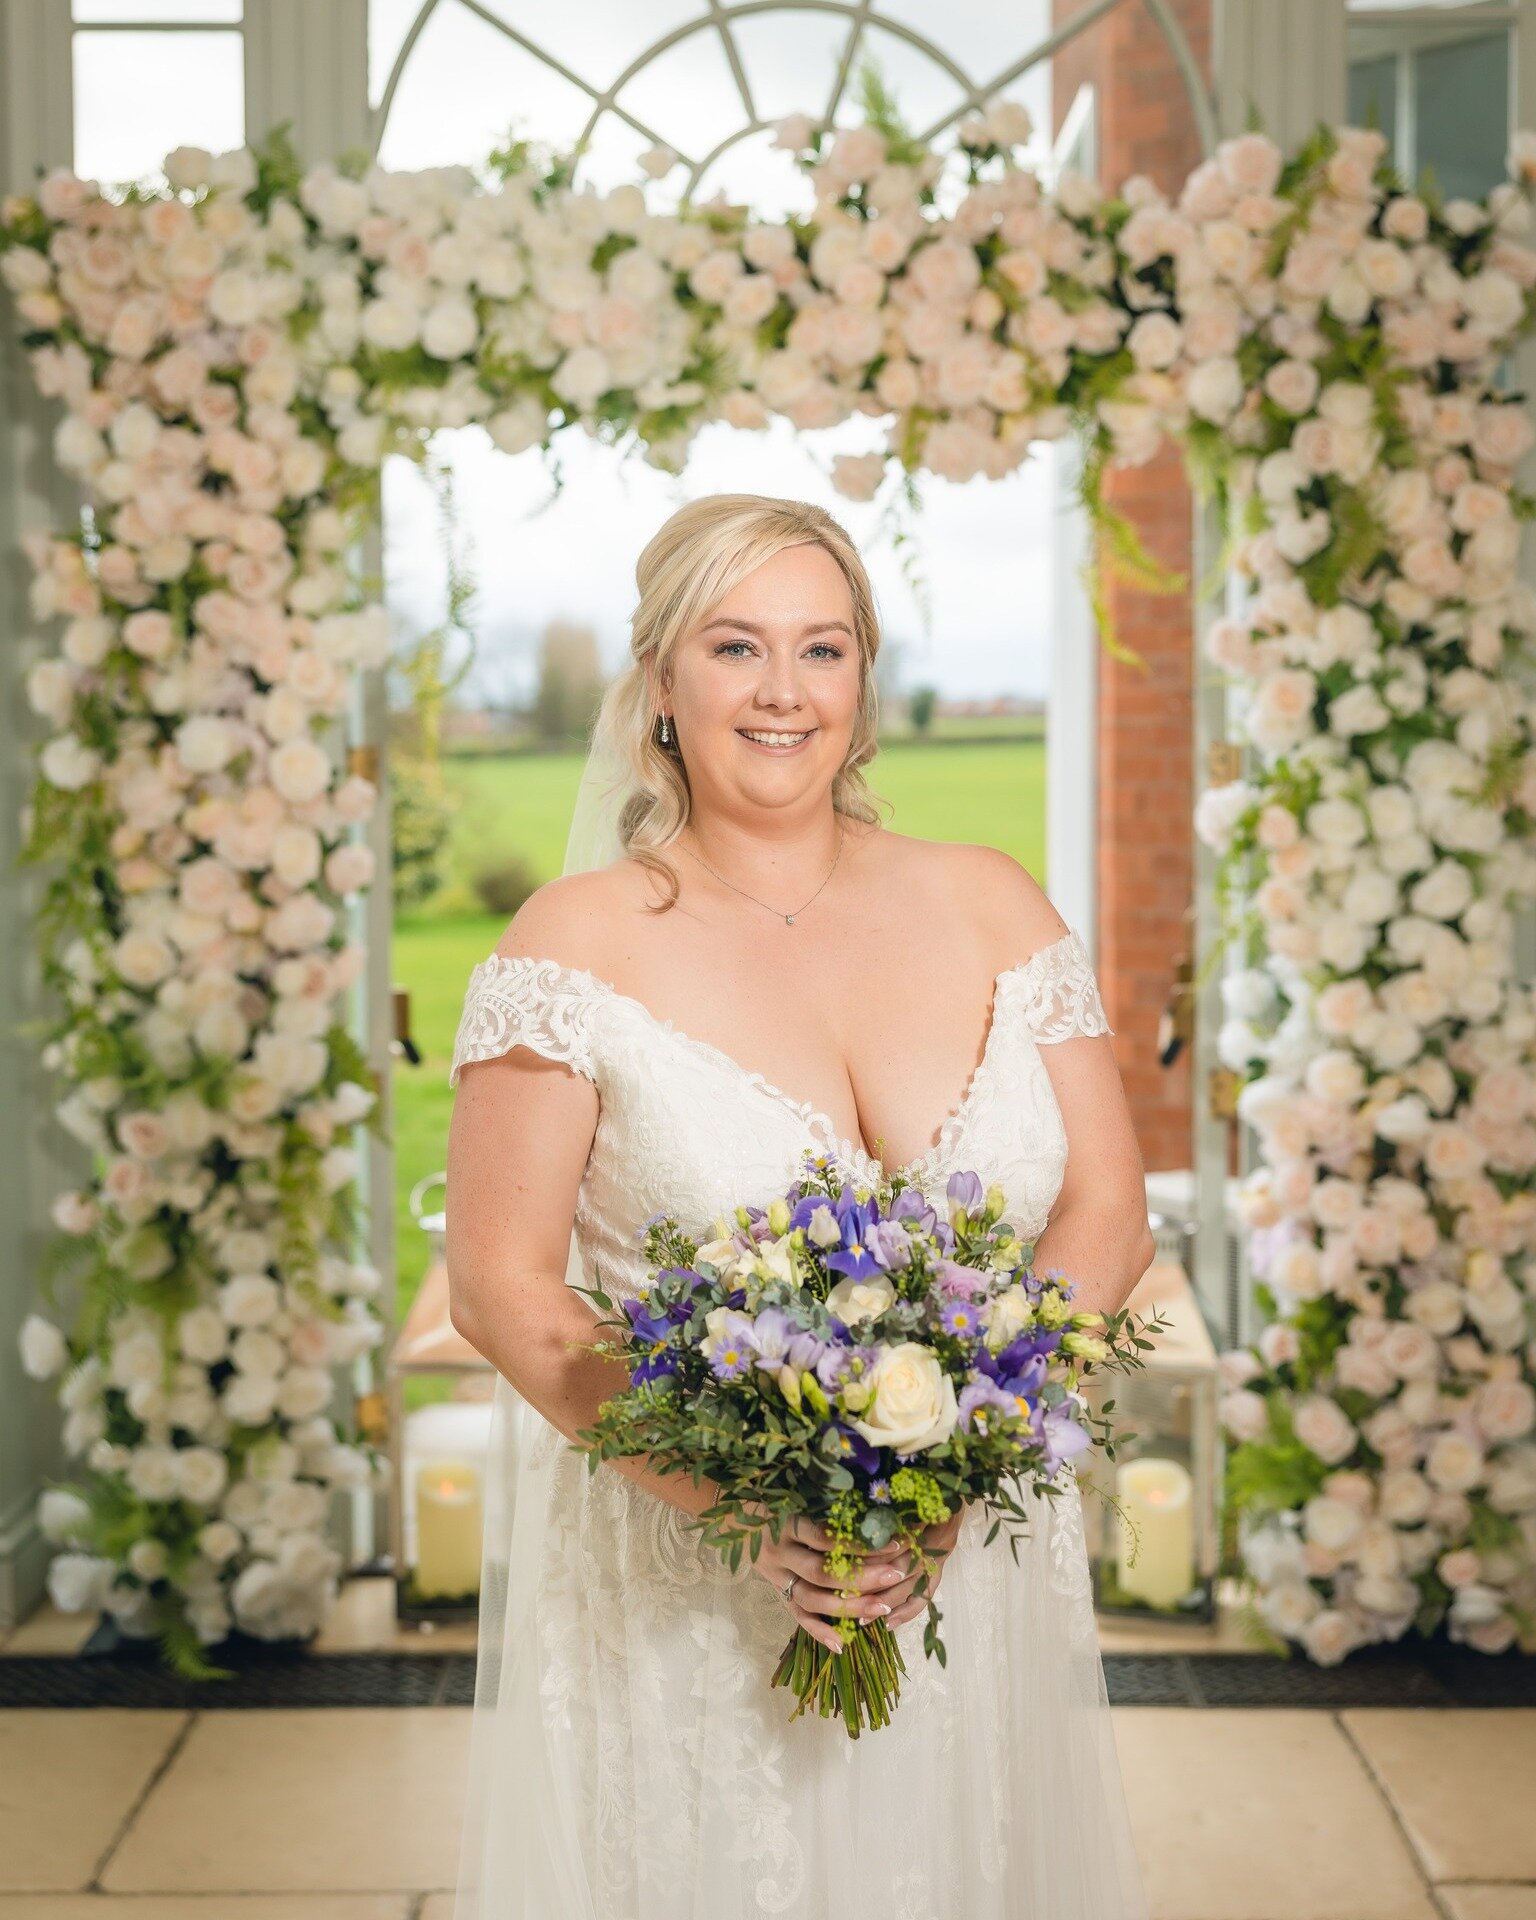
[574,1155,1160,1736]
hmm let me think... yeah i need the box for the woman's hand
[742,1503,965,1651]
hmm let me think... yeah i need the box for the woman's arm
[1029,1029,1156,1323]
[445,931,721,1524]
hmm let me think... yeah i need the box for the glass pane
[1347,54,1398,152]
[471,0,706,95]
[370,0,426,110]
[1414,31,1508,201]
[74,30,243,183]
[75,1,240,19]
[614,28,747,163]
[374,2,592,170]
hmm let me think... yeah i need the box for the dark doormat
[0,1634,1532,1710]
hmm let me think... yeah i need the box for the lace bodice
[449,928,1111,1302]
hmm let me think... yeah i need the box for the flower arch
[6,96,1536,1672]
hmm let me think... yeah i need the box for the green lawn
[391,736,1048,1322]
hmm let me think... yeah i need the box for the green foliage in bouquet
[574,1153,1163,1736]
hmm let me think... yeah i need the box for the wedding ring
[781,1572,798,1606]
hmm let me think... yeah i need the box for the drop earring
[660,713,670,745]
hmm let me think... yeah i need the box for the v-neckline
[517,932,1075,1185]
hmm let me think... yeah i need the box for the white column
[0,0,77,1627]
[1048,84,1100,949]
[243,0,371,163]
[1212,0,1347,148]
[244,0,388,1567]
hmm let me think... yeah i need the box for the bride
[444,493,1153,1919]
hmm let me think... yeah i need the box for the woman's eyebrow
[700,617,854,636]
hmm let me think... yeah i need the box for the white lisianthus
[986,1284,1035,1352]
[849,1343,959,1453]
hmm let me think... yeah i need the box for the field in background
[391,733,1048,1318]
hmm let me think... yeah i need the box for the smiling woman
[444,491,1153,1918]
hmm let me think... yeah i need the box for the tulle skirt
[450,1369,1149,1920]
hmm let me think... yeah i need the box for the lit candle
[414,1460,483,1599]
[1114,1456,1194,1608]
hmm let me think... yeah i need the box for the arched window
[71,0,244,184]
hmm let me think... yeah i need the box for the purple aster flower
[707,1334,754,1383]
[868,1476,892,1503]
[939,1297,985,1340]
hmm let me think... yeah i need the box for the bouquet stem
[770,1619,908,1737]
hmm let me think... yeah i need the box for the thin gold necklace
[680,819,845,927]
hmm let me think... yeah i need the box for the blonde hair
[591,493,889,913]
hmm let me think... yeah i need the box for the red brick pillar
[1052,0,1211,1172]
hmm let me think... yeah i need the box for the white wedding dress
[447,926,1149,1920]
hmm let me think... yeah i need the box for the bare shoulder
[491,861,650,975]
[864,828,1069,963]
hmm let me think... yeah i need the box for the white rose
[19,1313,68,1379]
[1425,1430,1485,1492]
[1302,1494,1363,1552]
[849,1343,959,1453]
[825,1274,896,1329]
[1293,1394,1358,1465]
[47,1551,115,1614]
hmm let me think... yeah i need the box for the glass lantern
[384,1173,497,1625]
[1077,1251,1222,1624]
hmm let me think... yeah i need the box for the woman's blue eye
[714,639,843,659]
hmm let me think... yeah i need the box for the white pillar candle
[1113,1456,1194,1608]
[414,1460,483,1599]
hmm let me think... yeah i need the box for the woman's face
[656,541,864,818]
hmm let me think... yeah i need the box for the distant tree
[533,618,604,742]
[391,756,458,909]
[908,685,937,734]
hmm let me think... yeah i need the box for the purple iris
[622,1295,675,1345]
[826,1421,882,1475]
[630,1346,679,1386]
[653,1266,709,1324]
[975,1344,1049,1400]
[825,1198,888,1280]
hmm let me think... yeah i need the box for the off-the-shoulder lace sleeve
[449,954,603,1088]
[1018,928,1113,1043]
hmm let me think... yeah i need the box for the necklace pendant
[785,913,795,925]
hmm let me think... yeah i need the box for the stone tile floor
[0,1577,1531,1919]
